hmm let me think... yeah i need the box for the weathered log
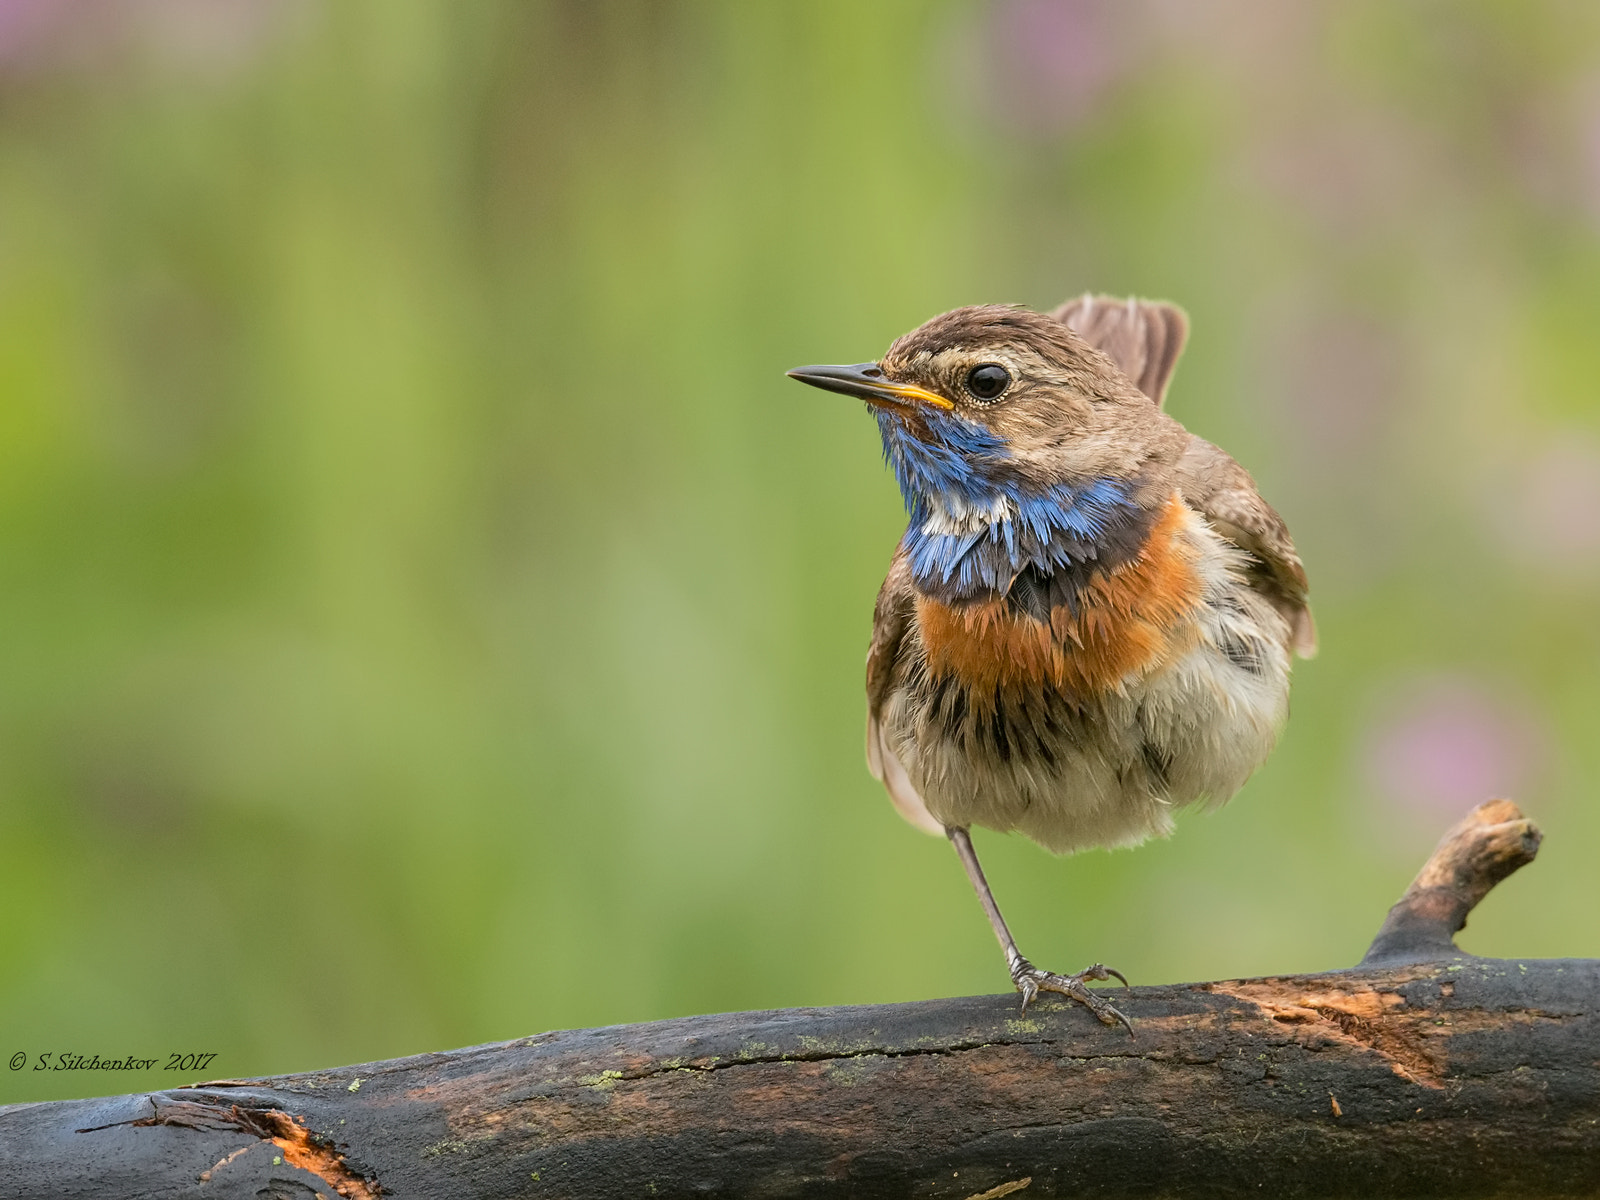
[2,799,1594,1199]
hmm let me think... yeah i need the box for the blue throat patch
[875,407,1148,605]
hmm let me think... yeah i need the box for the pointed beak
[785,362,954,411]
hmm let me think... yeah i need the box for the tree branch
[1359,797,1543,967]
[3,800,1595,1199]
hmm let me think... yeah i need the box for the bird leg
[946,826,1133,1035]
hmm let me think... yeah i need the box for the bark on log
[3,800,1594,1200]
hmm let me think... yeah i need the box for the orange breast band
[916,494,1204,700]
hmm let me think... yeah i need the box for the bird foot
[1009,957,1134,1036]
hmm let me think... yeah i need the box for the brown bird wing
[864,546,944,834]
[866,545,915,723]
[1055,293,1313,656]
[1050,294,1190,408]
[1173,434,1318,658]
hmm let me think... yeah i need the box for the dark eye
[964,363,1010,402]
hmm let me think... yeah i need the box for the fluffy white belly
[871,522,1293,855]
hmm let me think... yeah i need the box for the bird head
[789,305,1184,523]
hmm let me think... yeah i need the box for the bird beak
[785,362,954,411]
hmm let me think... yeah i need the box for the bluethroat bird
[788,296,1314,1030]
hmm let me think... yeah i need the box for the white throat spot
[921,493,1014,538]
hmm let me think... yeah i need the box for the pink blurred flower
[977,0,1134,136]
[0,0,68,63]
[1572,74,1600,226]
[0,0,297,75]
[1275,313,1400,459]
[1487,434,1600,583]
[1361,675,1544,823]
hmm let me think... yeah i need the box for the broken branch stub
[1360,798,1542,967]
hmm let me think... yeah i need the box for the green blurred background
[2,0,1599,1104]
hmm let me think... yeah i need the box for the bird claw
[1009,957,1135,1037]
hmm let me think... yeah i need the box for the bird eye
[964,363,1010,402]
